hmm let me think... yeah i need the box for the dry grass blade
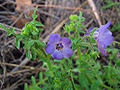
[0,62,46,71]
[0,69,30,78]
[87,0,102,26]
[43,18,68,43]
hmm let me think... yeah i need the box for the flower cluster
[85,21,114,56]
[46,21,114,60]
[46,33,73,60]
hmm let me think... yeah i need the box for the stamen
[93,30,99,40]
[56,43,64,50]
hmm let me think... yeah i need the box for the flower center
[56,43,64,50]
[93,30,99,40]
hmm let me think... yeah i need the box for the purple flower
[46,33,73,60]
[85,21,114,56]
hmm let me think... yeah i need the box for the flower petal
[88,27,96,32]
[61,48,73,58]
[98,21,111,34]
[98,29,114,48]
[52,50,64,60]
[106,21,111,27]
[99,21,111,30]
[48,33,60,44]
[96,21,113,56]
[85,27,96,35]
[97,41,107,56]
[60,37,72,47]
[46,44,56,54]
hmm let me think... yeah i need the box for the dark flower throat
[56,43,64,50]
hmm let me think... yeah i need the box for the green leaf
[38,53,47,62]
[69,14,78,20]
[22,27,29,36]
[32,31,37,35]
[111,23,120,32]
[38,28,43,31]
[39,72,43,81]
[90,28,97,36]
[78,73,89,90]
[78,23,86,29]
[24,40,34,49]
[32,6,38,20]
[24,22,33,35]
[32,21,44,27]
[0,24,9,31]
[42,86,49,90]
[35,40,46,48]
[21,27,27,36]
[8,27,15,36]
[15,34,24,48]
[32,26,39,32]
[91,80,100,90]
[0,24,15,36]
[102,1,120,9]
[26,49,31,59]
[79,11,83,17]
[26,23,33,32]
[64,24,70,32]
[31,76,36,86]
[24,83,29,90]
[89,36,96,43]
[31,47,36,60]
[91,51,99,59]
[16,38,20,49]
[35,86,41,90]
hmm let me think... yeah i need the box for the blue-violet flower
[46,33,73,60]
[85,21,114,56]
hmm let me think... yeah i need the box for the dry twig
[87,0,102,26]
[0,61,46,73]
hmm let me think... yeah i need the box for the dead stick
[0,62,46,71]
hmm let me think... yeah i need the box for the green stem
[84,72,93,84]
[113,41,120,45]
[80,35,90,42]
[100,84,113,90]
[68,31,72,39]
[35,43,54,77]
[76,45,90,65]
[33,46,53,77]
[70,70,76,90]
[36,77,48,86]
[47,59,54,77]
[37,44,47,57]
[76,45,82,60]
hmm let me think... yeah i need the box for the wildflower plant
[0,7,120,90]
